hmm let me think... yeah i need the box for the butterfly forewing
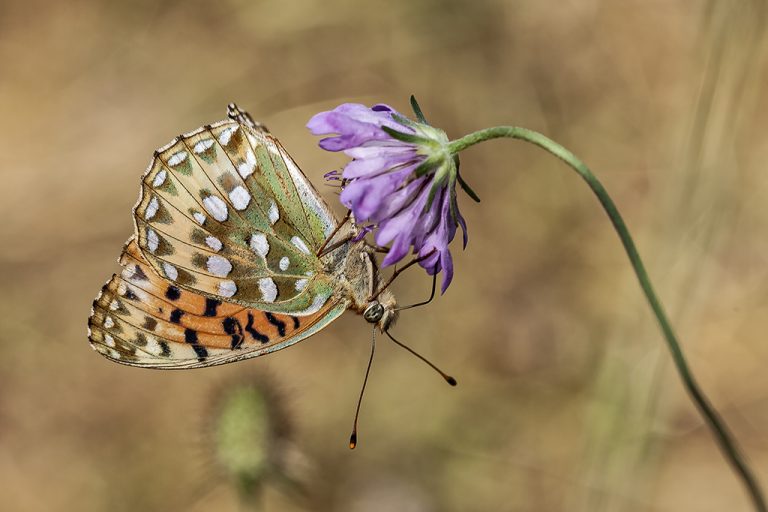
[88,240,347,368]
[133,118,338,315]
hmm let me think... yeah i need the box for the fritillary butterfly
[88,104,398,368]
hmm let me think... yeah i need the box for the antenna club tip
[446,376,457,386]
[349,432,357,449]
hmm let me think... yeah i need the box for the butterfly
[88,104,399,369]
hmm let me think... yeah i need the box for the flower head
[307,99,471,293]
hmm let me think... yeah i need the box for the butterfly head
[361,289,398,332]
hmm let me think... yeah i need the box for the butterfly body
[89,105,397,369]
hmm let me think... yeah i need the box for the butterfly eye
[362,302,384,323]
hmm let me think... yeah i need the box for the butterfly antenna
[384,330,457,386]
[395,271,437,312]
[350,325,377,449]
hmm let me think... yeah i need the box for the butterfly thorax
[331,238,398,332]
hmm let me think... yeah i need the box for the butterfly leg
[369,249,436,301]
[317,210,352,257]
[372,245,391,254]
[395,271,437,312]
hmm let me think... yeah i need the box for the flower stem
[448,126,767,512]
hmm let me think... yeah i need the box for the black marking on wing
[165,286,181,301]
[291,316,300,330]
[124,287,139,301]
[170,309,184,324]
[184,328,198,343]
[222,317,245,350]
[245,313,270,344]
[133,265,149,281]
[203,298,221,317]
[192,345,208,361]
[143,317,158,331]
[265,313,286,337]
[135,332,148,347]
[159,341,172,357]
[184,328,208,361]
[222,317,237,334]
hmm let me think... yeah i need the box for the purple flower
[307,101,469,293]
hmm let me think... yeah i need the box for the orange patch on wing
[88,240,337,367]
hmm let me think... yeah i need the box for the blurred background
[1,0,767,510]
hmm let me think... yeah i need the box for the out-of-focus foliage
[0,1,766,511]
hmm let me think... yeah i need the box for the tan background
[1,1,767,510]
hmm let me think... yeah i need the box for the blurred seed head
[215,383,273,486]
[204,375,312,504]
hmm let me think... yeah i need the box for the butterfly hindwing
[133,117,339,315]
[88,240,348,368]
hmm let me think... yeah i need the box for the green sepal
[391,113,420,130]
[413,160,435,178]
[409,95,429,124]
[422,168,450,213]
[451,153,479,202]
[457,170,481,203]
[423,182,441,214]
[448,185,460,225]
[381,125,431,144]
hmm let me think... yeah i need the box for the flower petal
[343,151,419,179]
[340,166,416,221]
[307,103,415,152]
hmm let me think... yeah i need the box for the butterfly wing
[132,113,342,316]
[88,240,347,368]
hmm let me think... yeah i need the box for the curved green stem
[449,126,766,512]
